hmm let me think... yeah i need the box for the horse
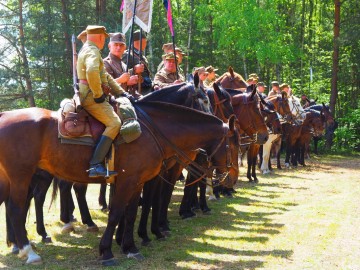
[0,101,236,266]
[215,66,248,90]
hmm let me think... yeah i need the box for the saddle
[58,97,141,146]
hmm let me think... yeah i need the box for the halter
[210,89,234,122]
[289,96,306,122]
[135,104,232,186]
[237,94,265,146]
[190,85,211,113]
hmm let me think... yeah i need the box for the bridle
[289,96,306,122]
[189,85,211,113]
[135,104,232,187]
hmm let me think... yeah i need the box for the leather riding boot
[88,135,118,178]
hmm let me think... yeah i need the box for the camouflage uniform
[77,41,126,140]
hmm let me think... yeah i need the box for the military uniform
[203,78,215,88]
[122,48,152,94]
[153,68,185,89]
[77,40,125,140]
[267,81,280,97]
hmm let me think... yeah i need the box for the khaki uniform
[268,89,281,97]
[122,49,152,94]
[77,41,125,139]
[203,78,215,88]
[103,53,134,89]
[153,67,185,89]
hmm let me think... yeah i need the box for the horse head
[261,108,282,135]
[230,88,269,145]
[288,96,307,123]
[267,94,293,123]
[207,83,235,121]
[215,66,247,90]
[321,102,335,126]
[209,114,239,188]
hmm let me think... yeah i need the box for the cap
[175,47,186,55]
[133,30,147,41]
[280,83,289,90]
[162,43,173,51]
[248,73,259,80]
[205,65,218,73]
[271,81,279,86]
[196,67,208,75]
[109,32,126,44]
[77,30,87,41]
[163,52,178,60]
[86,25,109,37]
[247,76,258,83]
[257,82,267,87]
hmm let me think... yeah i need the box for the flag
[120,0,124,12]
[163,0,174,36]
[122,0,153,33]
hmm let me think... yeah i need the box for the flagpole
[138,29,143,94]
[172,36,179,80]
[126,0,138,73]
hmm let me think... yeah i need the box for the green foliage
[334,108,360,151]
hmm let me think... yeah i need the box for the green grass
[0,155,359,269]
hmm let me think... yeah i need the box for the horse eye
[204,99,209,104]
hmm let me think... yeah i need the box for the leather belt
[79,79,88,85]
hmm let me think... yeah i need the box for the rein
[135,104,230,186]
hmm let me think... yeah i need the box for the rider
[77,25,132,178]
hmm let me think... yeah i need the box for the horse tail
[49,177,59,209]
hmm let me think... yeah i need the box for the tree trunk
[18,0,36,107]
[327,0,341,149]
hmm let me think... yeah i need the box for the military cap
[133,30,147,41]
[175,47,186,55]
[77,30,87,41]
[196,67,208,75]
[86,25,109,37]
[162,43,173,51]
[109,32,126,44]
[249,73,259,80]
[163,52,178,60]
[205,65,218,73]
[271,81,280,86]
[257,82,267,87]
[280,83,289,90]
[247,76,258,83]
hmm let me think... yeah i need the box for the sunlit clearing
[176,260,220,269]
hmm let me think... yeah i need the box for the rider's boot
[88,135,118,178]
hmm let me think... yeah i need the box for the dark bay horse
[0,101,235,265]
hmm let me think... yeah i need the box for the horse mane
[140,82,189,101]
[135,101,223,125]
[306,104,328,112]
[224,88,244,97]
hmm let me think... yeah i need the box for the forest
[0,0,359,152]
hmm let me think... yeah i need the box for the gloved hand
[121,92,136,103]
[94,94,106,103]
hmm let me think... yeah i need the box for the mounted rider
[77,25,132,178]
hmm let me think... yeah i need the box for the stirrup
[87,164,118,178]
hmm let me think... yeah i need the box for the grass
[0,154,359,269]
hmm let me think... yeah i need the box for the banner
[122,0,153,34]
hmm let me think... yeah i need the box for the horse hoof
[181,212,196,220]
[87,225,99,232]
[208,195,217,201]
[161,230,171,237]
[127,252,145,261]
[26,256,42,265]
[101,258,118,266]
[202,209,212,215]
[101,207,109,213]
[61,223,75,234]
[42,236,52,243]
[11,245,19,255]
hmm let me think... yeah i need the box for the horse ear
[250,87,257,99]
[282,91,287,99]
[229,114,236,132]
[229,66,235,78]
[322,102,326,108]
[213,82,221,95]
[306,98,311,103]
[194,72,199,88]
[315,98,318,103]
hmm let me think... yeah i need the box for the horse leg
[150,178,165,240]
[179,172,197,219]
[7,180,42,264]
[33,174,52,243]
[58,179,75,233]
[313,137,319,155]
[73,183,98,232]
[138,178,156,245]
[199,180,211,214]
[258,145,263,169]
[247,151,253,182]
[121,190,144,260]
[98,184,108,211]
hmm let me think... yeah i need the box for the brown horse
[0,102,236,265]
[215,66,248,90]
